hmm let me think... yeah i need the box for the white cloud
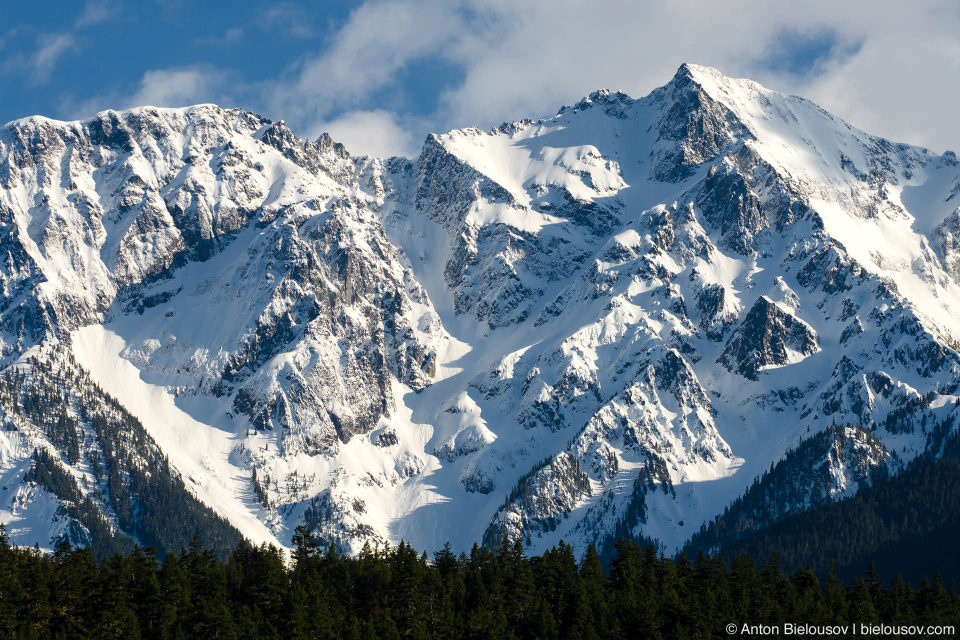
[64,65,234,120]
[3,2,117,85]
[199,27,245,46]
[433,0,960,152]
[128,67,231,108]
[313,109,422,158]
[64,65,423,158]
[75,0,117,28]
[0,27,21,51]
[775,4,960,152]
[268,0,468,132]
[30,33,78,82]
[261,3,315,38]
[268,0,960,154]
[54,0,960,158]
[295,0,462,98]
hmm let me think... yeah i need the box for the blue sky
[2,1,959,157]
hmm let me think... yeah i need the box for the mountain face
[2,64,960,558]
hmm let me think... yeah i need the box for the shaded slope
[0,344,242,557]
[690,416,960,583]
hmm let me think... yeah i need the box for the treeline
[687,424,888,559]
[703,454,960,585]
[691,417,960,584]
[0,526,958,640]
[0,347,242,558]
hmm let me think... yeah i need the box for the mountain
[688,415,960,583]
[1,64,959,559]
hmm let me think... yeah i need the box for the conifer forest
[0,526,957,640]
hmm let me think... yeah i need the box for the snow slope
[2,65,960,556]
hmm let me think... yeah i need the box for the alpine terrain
[1,64,959,560]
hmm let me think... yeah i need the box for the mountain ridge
[1,64,959,560]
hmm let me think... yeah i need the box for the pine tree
[0,525,21,637]
[184,538,236,640]
[577,544,608,640]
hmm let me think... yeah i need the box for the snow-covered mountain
[2,64,959,557]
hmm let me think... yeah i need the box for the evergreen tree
[0,525,22,637]
[0,522,956,639]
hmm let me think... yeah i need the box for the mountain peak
[676,62,730,80]
[669,62,730,90]
[665,63,774,113]
[2,62,960,562]
[316,131,350,158]
[646,64,755,182]
[674,62,708,81]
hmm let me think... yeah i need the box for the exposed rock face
[932,208,960,284]
[413,129,619,328]
[696,153,768,255]
[0,106,444,455]
[3,64,960,560]
[649,64,754,183]
[718,297,820,380]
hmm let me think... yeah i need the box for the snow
[3,64,960,558]
[71,325,283,548]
